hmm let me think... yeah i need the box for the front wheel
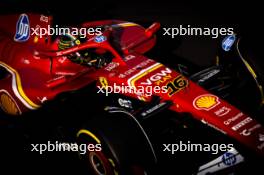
[218,36,264,117]
[76,109,157,175]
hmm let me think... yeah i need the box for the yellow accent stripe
[138,96,146,101]
[118,23,138,27]
[215,55,220,66]
[77,129,101,144]
[0,61,40,109]
[240,58,264,104]
[241,58,257,78]
[130,63,163,87]
[237,39,264,105]
[108,159,119,175]
[259,85,264,105]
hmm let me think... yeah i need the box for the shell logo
[0,91,21,115]
[193,94,220,111]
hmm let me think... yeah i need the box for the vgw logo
[14,14,30,42]
[141,68,172,85]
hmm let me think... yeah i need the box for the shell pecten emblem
[0,91,21,115]
[193,94,220,111]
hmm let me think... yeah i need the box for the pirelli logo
[231,117,252,131]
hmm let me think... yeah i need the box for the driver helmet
[58,33,96,65]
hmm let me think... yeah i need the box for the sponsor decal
[0,90,21,115]
[128,63,162,87]
[198,69,220,83]
[193,94,220,111]
[224,112,243,126]
[37,96,48,104]
[259,134,264,142]
[222,152,236,166]
[240,130,250,136]
[141,102,167,117]
[58,57,68,64]
[197,148,244,175]
[99,77,108,89]
[94,35,107,43]
[124,55,135,61]
[14,14,30,42]
[257,142,264,150]
[257,134,264,150]
[166,75,188,96]
[240,124,261,136]
[222,35,236,52]
[231,117,252,131]
[119,59,153,78]
[214,106,231,117]
[40,15,49,23]
[118,98,132,109]
[201,119,227,134]
[127,62,161,86]
[140,67,172,85]
[105,62,119,71]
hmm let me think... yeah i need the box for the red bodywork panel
[0,14,264,156]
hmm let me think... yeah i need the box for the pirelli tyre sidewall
[76,110,156,175]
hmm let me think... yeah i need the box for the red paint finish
[0,14,264,156]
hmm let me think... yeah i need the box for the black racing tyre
[236,37,264,114]
[219,35,264,117]
[76,109,157,175]
[233,37,264,119]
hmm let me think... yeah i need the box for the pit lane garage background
[0,0,263,174]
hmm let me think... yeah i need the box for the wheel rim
[77,129,118,175]
[89,152,107,175]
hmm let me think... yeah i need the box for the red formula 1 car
[0,13,264,174]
